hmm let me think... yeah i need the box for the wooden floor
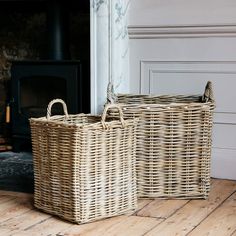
[0,178,236,236]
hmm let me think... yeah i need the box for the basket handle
[101,104,125,128]
[107,81,117,104]
[202,81,214,102]
[46,99,69,120]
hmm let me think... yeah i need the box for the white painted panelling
[129,37,236,94]
[214,113,236,124]
[140,61,236,113]
[211,148,236,180]
[213,124,236,149]
[128,25,236,39]
[129,0,236,26]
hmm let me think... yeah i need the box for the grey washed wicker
[108,81,215,199]
[30,100,138,224]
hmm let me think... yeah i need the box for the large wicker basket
[108,81,215,199]
[30,99,138,224]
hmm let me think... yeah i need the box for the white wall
[128,0,236,180]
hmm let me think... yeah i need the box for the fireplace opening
[20,76,66,118]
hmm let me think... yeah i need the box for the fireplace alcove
[2,0,90,151]
[0,0,90,192]
[10,60,88,151]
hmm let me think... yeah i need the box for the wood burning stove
[10,60,89,151]
[9,1,90,151]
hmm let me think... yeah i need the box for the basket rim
[114,101,214,109]
[117,93,203,97]
[29,115,139,129]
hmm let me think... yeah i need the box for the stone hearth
[0,152,33,193]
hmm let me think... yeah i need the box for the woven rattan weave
[30,100,138,224]
[108,81,215,199]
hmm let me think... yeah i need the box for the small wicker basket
[108,81,215,199]
[30,100,138,224]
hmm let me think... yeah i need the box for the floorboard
[188,192,236,236]
[145,179,236,236]
[0,178,235,236]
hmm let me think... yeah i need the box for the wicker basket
[30,99,138,224]
[108,81,215,199]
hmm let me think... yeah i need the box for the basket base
[34,203,137,224]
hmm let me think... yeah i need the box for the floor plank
[23,215,74,235]
[60,215,160,236]
[188,192,236,236]
[103,216,161,236]
[60,215,129,236]
[231,230,236,236]
[0,179,236,236]
[145,179,236,236]
[1,230,36,236]
[0,196,33,223]
[0,228,20,236]
[0,196,16,204]
[79,216,161,236]
[137,199,189,219]
[125,199,153,216]
[0,191,33,198]
[1,209,52,232]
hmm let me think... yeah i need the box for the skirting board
[211,148,236,180]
